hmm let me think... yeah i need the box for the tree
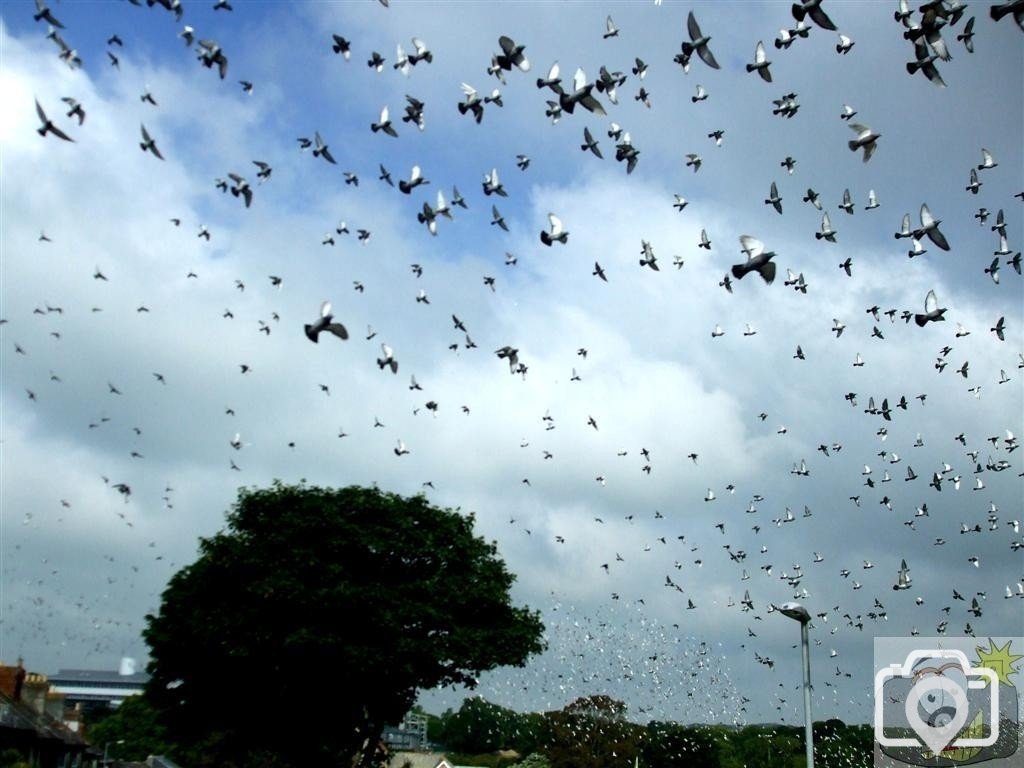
[143,482,545,768]
[435,696,517,753]
[642,721,719,768]
[540,696,642,768]
[84,695,171,762]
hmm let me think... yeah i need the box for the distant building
[382,711,429,751]
[49,657,148,713]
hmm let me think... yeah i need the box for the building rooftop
[49,669,150,686]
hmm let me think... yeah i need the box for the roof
[49,669,150,685]
[389,752,452,768]
[0,688,88,748]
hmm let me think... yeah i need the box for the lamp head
[779,601,811,623]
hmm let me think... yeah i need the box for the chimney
[22,672,49,715]
[0,660,26,701]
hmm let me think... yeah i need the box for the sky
[1,0,1022,730]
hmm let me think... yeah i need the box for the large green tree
[143,482,545,768]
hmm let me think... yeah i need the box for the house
[388,752,456,768]
[0,660,93,768]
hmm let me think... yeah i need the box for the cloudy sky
[1,0,1022,728]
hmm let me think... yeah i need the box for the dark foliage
[143,482,545,768]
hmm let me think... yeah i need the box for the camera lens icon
[915,666,967,728]
[906,669,971,755]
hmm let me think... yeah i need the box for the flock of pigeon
[6,0,1024,733]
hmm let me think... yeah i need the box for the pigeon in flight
[197,39,229,79]
[680,11,720,70]
[581,127,603,158]
[907,41,945,87]
[792,0,837,30]
[34,99,74,142]
[490,205,509,232]
[313,132,336,164]
[495,345,519,372]
[494,35,530,72]
[377,344,399,374]
[139,124,164,159]
[957,16,976,51]
[556,67,606,115]
[893,559,912,590]
[639,240,659,271]
[916,203,950,251]
[540,213,568,245]
[399,165,428,194]
[732,236,777,284]
[914,290,946,326]
[371,106,398,137]
[848,123,880,162]
[34,0,64,28]
[61,97,85,125]
[746,41,772,82]
[304,301,349,343]
[331,34,352,59]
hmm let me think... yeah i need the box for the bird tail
[913,314,928,327]
[905,61,920,75]
[730,264,748,280]
[758,262,776,285]
[744,63,756,73]
[791,3,806,21]
[540,232,552,246]
[304,325,319,342]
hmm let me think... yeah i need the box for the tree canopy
[142,482,546,768]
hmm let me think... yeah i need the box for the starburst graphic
[975,638,1022,688]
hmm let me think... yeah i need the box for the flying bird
[792,0,837,30]
[312,132,336,164]
[540,213,568,245]
[377,344,399,374]
[371,106,398,137]
[848,123,880,162]
[139,124,164,159]
[34,99,74,142]
[732,236,777,285]
[304,301,348,343]
[914,290,946,326]
[680,11,720,70]
[745,41,772,81]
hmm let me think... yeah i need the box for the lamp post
[780,601,814,768]
[102,739,125,767]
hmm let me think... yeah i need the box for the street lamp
[102,739,125,766]
[779,601,814,768]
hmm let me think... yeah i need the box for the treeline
[422,695,872,768]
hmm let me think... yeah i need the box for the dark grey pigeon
[35,99,73,141]
[791,0,837,30]
[304,301,348,342]
[732,235,777,284]
[681,11,720,69]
